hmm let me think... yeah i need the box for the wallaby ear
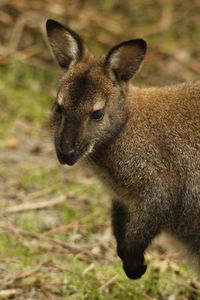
[46,19,84,69]
[104,39,147,82]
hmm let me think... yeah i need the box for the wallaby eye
[54,102,63,114]
[91,109,104,121]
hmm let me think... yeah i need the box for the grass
[0,229,199,299]
[0,61,55,142]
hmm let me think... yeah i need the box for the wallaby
[46,19,200,280]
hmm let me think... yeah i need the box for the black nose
[57,148,77,166]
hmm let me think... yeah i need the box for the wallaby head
[46,19,146,166]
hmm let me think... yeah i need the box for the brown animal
[46,19,200,279]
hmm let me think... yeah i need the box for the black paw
[123,261,147,279]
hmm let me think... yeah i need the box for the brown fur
[46,19,200,279]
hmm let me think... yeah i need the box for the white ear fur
[64,32,79,62]
[106,51,121,81]
[109,51,120,69]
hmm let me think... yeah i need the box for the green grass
[1,230,199,299]
[0,61,55,141]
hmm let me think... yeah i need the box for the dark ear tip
[46,19,56,27]
[135,39,147,52]
[127,38,147,53]
[106,39,147,59]
[46,19,64,33]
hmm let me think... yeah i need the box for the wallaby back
[46,19,200,279]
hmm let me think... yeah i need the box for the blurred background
[0,0,199,299]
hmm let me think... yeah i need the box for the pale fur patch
[57,92,64,105]
[65,32,78,62]
[108,50,121,80]
[82,143,95,160]
[93,99,105,111]
[109,51,120,68]
[87,143,95,154]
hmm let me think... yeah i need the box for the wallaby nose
[57,148,77,165]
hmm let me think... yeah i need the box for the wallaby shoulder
[90,81,200,200]
[128,80,200,112]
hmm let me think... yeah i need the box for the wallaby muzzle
[56,148,78,166]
